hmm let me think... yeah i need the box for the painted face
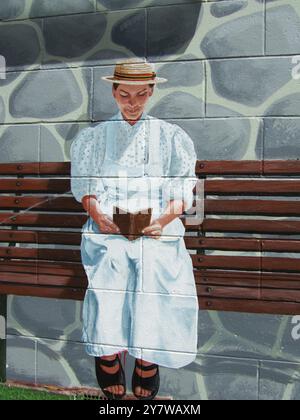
[112,84,154,122]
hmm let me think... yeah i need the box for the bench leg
[0,295,6,383]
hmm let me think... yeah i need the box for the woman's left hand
[142,219,164,240]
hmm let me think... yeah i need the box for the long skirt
[80,222,199,369]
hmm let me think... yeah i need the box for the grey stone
[264,118,300,159]
[44,13,107,59]
[255,117,264,160]
[112,10,146,58]
[156,61,204,89]
[259,361,300,400]
[150,92,204,119]
[265,93,300,117]
[55,122,92,160]
[30,0,95,18]
[0,125,39,162]
[208,58,294,108]
[158,364,200,399]
[215,312,289,358]
[275,316,300,362]
[37,339,97,387]
[40,126,65,162]
[210,1,247,18]
[0,96,5,123]
[0,71,20,87]
[201,11,264,58]
[8,296,79,340]
[86,50,129,66]
[0,0,25,20]
[9,68,90,120]
[196,308,292,361]
[56,123,84,141]
[6,335,36,383]
[0,296,6,382]
[0,21,41,72]
[60,341,98,387]
[97,0,203,10]
[149,0,202,5]
[193,355,259,400]
[36,341,72,387]
[97,0,144,10]
[197,310,217,350]
[206,103,245,118]
[93,66,120,121]
[168,117,254,160]
[147,3,203,59]
[266,4,300,55]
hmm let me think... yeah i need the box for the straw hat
[101,59,168,85]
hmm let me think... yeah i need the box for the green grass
[0,384,74,400]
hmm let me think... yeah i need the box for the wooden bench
[0,160,300,316]
[1,159,300,385]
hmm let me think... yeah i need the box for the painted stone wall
[1,0,300,399]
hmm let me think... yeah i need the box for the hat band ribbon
[113,71,156,81]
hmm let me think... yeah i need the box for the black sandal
[132,359,160,400]
[95,354,126,400]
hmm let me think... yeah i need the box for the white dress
[70,110,199,369]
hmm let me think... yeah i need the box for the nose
[128,97,137,106]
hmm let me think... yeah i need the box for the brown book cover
[113,206,152,241]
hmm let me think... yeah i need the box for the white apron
[81,117,199,369]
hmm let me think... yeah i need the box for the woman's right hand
[81,195,120,234]
[92,212,121,234]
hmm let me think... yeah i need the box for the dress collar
[114,110,148,129]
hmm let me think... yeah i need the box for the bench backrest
[0,161,300,315]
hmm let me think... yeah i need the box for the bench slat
[5,188,298,215]
[0,272,86,288]
[205,199,300,216]
[0,162,70,175]
[0,230,81,245]
[2,160,300,177]
[0,260,85,276]
[0,179,70,193]
[186,237,300,252]
[0,213,87,228]
[202,219,300,234]
[198,296,300,315]
[0,283,85,300]
[194,255,300,272]
[1,178,299,195]
[205,179,300,195]
[2,233,299,253]
[196,160,300,175]
[0,248,81,262]
[0,196,82,212]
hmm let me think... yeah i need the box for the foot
[98,354,125,397]
[134,358,158,398]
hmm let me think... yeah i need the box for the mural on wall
[70,59,202,399]
[1,0,300,400]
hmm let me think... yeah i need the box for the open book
[113,206,152,241]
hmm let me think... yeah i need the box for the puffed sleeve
[163,125,198,212]
[70,127,105,203]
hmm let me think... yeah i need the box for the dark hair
[113,82,155,90]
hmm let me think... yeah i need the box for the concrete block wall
[0,0,300,399]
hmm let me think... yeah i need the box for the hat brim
[101,76,168,85]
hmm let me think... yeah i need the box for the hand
[142,219,163,240]
[93,212,121,234]
[82,196,121,234]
